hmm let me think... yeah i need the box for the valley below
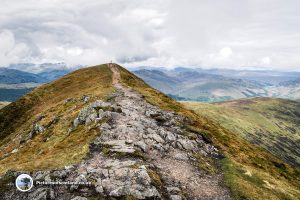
[133,68,300,102]
[182,98,300,168]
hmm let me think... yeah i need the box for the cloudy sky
[0,0,300,71]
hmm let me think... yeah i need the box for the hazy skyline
[0,0,300,71]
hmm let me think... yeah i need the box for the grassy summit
[0,64,114,174]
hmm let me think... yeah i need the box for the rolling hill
[0,64,299,200]
[267,78,300,100]
[182,98,300,168]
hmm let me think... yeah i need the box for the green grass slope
[0,64,114,174]
[118,65,300,200]
[183,98,300,168]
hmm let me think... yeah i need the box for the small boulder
[73,118,80,128]
[11,149,18,154]
[177,139,197,151]
[33,123,45,134]
[111,105,122,113]
[70,174,87,191]
[167,187,181,194]
[91,100,111,109]
[85,113,97,125]
[174,153,189,161]
[81,95,90,103]
[149,134,164,144]
[78,106,97,123]
[165,132,176,142]
[134,141,148,152]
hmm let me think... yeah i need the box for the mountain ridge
[0,64,299,200]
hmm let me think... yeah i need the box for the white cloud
[261,56,271,65]
[0,0,300,71]
[220,47,233,58]
[0,30,31,66]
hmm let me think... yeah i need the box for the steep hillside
[183,98,300,168]
[0,64,299,200]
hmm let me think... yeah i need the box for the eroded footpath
[2,64,232,200]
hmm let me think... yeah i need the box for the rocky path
[86,63,231,199]
[2,64,232,200]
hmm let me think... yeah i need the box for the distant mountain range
[1,64,300,102]
[0,63,74,101]
[0,68,45,84]
[131,66,300,84]
[133,67,300,102]
[0,63,74,83]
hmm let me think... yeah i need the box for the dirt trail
[2,63,232,200]
[107,63,232,200]
[109,63,122,88]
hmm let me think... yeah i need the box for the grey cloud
[0,0,300,71]
[117,55,153,63]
